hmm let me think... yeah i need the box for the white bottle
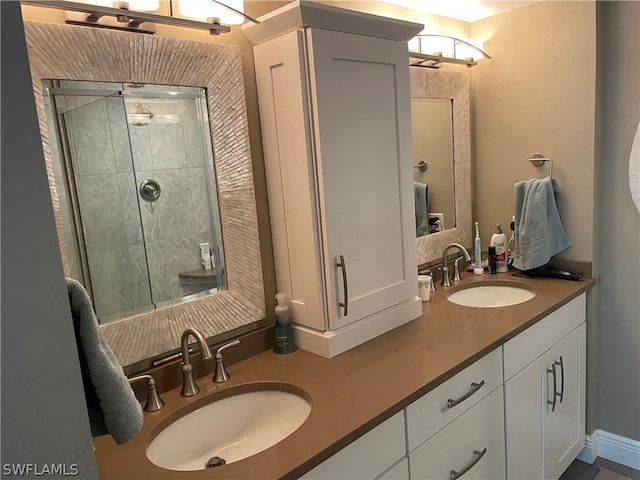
[199,242,212,270]
[490,224,509,273]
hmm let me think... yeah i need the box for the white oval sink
[146,385,311,471]
[446,283,536,308]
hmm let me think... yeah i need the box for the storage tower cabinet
[244,2,423,357]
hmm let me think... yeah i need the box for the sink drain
[205,457,226,468]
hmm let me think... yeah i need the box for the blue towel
[513,177,571,271]
[66,278,143,444]
[415,182,429,237]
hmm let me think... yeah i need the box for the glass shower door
[46,81,226,323]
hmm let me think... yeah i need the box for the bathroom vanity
[92,273,594,480]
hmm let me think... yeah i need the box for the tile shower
[45,82,225,323]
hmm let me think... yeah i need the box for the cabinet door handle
[336,255,349,316]
[447,380,485,410]
[449,448,487,480]
[556,356,564,404]
[547,363,558,412]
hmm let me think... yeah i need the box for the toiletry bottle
[200,242,212,270]
[474,221,484,275]
[488,246,497,274]
[273,293,297,354]
[490,224,509,273]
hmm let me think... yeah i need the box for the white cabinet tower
[244,2,423,357]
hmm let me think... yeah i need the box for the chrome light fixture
[20,0,259,35]
[409,34,492,68]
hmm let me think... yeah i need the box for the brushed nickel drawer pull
[547,362,558,411]
[447,380,485,409]
[449,448,487,480]
[556,356,564,403]
[337,255,349,316]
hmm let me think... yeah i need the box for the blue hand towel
[66,278,143,444]
[415,181,429,237]
[513,177,571,271]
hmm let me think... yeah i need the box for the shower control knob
[139,179,161,202]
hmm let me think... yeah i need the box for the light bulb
[177,0,244,25]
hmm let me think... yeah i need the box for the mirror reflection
[412,97,455,236]
[411,67,472,266]
[44,80,226,323]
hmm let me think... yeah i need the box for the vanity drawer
[408,386,505,480]
[406,347,502,452]
[301,410,405,479]
[503,293,585,381]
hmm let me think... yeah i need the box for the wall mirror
[410,67,472,266]
[24,21,266,372]
[411,97,455,236]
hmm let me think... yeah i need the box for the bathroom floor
[560,458,640,480]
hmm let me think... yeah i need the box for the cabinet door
[306,28,418,330]
[504,350,551,480]
[253,31,328,331]
[549,324,586,479]
[505,323,586,480]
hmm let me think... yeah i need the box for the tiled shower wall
[53,83,223,323]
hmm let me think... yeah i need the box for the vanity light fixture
[409,34,492,68]
[20,0,259,35]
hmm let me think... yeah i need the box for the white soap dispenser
[490,224,509,273]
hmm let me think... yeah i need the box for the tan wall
[470,2,596,261]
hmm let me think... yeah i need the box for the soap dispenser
[273,293,297,354]
[490,224,509,273]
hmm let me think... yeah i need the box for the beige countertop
[93,272,595,479]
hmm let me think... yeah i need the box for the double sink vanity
[93,272,594,479]
[21,2,595,478]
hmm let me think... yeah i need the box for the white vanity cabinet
[406,348,506,480]
[300,411,407,480]
[503,294,586,480]
[244,2,423,357]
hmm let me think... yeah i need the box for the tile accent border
[24,22,266,369]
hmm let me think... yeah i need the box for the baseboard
[577,430,640,471]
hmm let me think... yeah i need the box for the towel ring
[414,160,428,172]
[528,153,553,179]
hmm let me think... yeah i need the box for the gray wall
[0,3,98,476]
[596,1,640,442]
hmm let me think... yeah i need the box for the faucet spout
[180,328,213,397]
[441,243,472,287]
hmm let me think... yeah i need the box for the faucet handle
[213,339,240,383]
[421,269,438,292]
[453,256,465,282]
[128,374,165,412]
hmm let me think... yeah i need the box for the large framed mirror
[24,21,266,371]
[410,67,472,266]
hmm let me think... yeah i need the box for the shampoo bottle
[474,222,484,275]
[273,293,297,354]
[490,224,509,273]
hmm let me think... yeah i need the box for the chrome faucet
[441,243,472,287]
[180,328,213,397]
